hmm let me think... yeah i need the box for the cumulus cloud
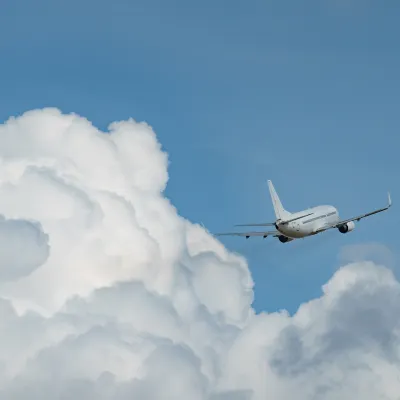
[0,108,398,399]
[0,216,49,282]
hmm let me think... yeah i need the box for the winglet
[388,192,392,207]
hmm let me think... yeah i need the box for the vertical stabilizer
[268,180,291,221]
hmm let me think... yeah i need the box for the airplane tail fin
[268,180,291,221]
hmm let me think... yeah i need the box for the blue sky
[1,0,399,313]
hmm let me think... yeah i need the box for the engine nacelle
[338,221,355,234]
[278,235,294,243]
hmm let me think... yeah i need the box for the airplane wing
[334,192,391,226]
[314,192,392,234]
[214,230,279,238]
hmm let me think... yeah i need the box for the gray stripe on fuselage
[302,211,336,224]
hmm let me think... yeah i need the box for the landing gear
[278,235,289,243]
[278,235,294,243]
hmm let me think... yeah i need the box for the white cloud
[0,108,398,399]
[0,216,49,282]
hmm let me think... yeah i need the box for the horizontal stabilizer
[234,222,275,227]
[214,230,278,238]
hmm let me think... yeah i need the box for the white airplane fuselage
[216,179,391,243]
[276,205,340,239]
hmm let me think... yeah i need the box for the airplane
[215,180,392,243]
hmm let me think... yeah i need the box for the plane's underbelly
[277,223,310,239]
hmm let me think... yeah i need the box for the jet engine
[278,235,294,243]
[338,221,355,233]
